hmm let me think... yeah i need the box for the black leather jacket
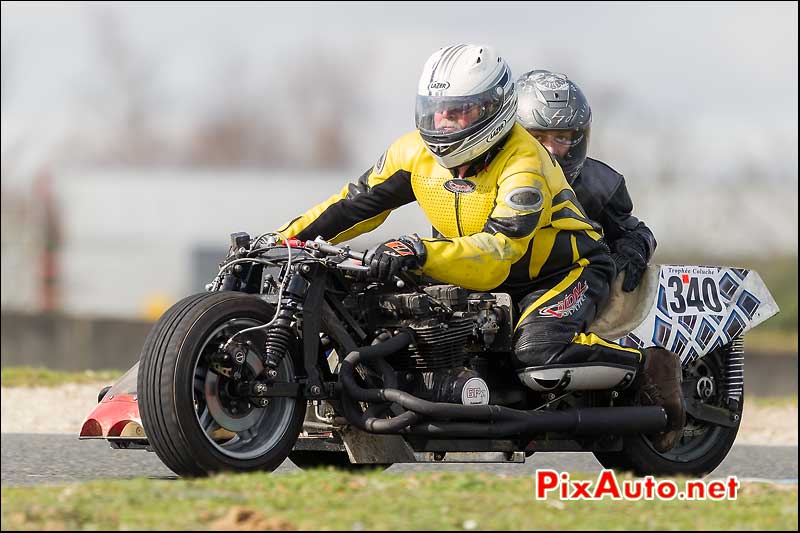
[570,157,656,261]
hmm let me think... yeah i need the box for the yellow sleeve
[420,172,551,291]
[277,135,418,244]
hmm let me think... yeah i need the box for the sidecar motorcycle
[80,232,779,477]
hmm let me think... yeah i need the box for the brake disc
[204,351,265,432]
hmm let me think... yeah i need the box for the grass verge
[1,470,797,530]
[0,367,122,388]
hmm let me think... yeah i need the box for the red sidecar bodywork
[79,363,148,449]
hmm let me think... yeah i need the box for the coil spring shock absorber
[262,272,307,371]
[723,335,745,407]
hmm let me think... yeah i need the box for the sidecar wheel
[138,292,305,477]
[595,342,742,476]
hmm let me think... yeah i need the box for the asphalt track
[1,434,796,486]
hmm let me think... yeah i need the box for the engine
[364,285,514,405]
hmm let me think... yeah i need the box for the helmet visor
[525,127,590,180]
[525,129,585,157]
[416,87,504,140]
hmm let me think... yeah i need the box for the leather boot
[638,347,686,452]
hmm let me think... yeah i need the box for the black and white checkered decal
[615,266,779,365]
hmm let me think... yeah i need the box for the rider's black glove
[365,234,426,283]
[611,238,648,292]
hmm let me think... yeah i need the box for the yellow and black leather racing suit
[279,124,641,371]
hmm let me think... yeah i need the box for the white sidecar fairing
[518,264,779,392]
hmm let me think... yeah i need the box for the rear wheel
[594,341,742,476]
[138,292,305,477]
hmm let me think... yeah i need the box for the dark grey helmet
[516,70,591,181]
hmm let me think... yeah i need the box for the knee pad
[511,334,569,369]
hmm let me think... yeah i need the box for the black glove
[365,235,425,283]
[611,239,648,292]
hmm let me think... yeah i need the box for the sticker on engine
[662,266,726,317]
[461,378,489,405]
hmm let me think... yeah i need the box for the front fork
[211,264,330,406]
[258,264,329,401]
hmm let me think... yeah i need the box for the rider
[515,70,657,293]
[276,44,684,451]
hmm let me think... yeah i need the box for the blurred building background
[2,2,797,345]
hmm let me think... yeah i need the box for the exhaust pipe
[401,406,667,437]
[338,332,668,437]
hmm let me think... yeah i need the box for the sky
[1,1,798,190]
[1,1,797,315]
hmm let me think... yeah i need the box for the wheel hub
[205,351,265,432]
[696,376,715,400]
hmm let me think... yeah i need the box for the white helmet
[415,44,517,169]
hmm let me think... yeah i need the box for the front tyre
[138,292,305,477]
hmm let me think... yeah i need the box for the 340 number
[667,275,724,314]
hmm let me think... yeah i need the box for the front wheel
[138,292,306,477]
[594,341,743,476]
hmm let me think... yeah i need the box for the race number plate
[662,266,726,316]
